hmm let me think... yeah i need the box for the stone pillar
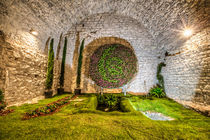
[71,32,80,92]
[44,37,51,55]
[52,33,63,96]
[0,37,6,91]
[52,59,61,96]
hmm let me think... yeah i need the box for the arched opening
[81,37,138,93]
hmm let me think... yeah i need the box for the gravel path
[141,111,174,121]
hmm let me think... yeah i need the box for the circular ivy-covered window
[89,44,138,88]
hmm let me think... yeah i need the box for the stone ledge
[175,100,210,117]
[6,95,45,107]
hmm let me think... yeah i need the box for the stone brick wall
[0,37,47,106]
[0,36,6,91]
[162,27,210,114]
[66,14,158,94]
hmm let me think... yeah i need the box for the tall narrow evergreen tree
[60,37,68,87]
[76,39,85,88]
[46,38,54,89]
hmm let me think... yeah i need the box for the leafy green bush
[97,94,105,105]
[97,94,119,109]
[104,94,118,109]
[0,89,6,111]
[46,39,55,89]
[149,86,166,98]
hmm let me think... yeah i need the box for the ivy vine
[157,62,166,91]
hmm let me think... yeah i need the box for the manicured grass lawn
[0,94,209,140]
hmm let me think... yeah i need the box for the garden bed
[23,95,77,120]
[0,94,209,139]
[0,109,14,116]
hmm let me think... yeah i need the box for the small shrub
[97,94,119,110]
[104,94,118,109]
[0,90,6,111]
[97,94,105,105]
[0,102,6,111]
[149,85,166,98]
[0,89,4,101]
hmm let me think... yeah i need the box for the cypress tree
[60,37,68,87]
[76,39,85,88]
[46,38,54,89]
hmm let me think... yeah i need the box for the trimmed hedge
[120,97,135,112]
[85,96,97,110]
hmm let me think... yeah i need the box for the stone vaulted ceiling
[0,0,209,51]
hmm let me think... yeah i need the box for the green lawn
[0,94,209,140]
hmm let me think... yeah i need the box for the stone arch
[67,13,157,94]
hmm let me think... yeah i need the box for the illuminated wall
[0,0,209,114]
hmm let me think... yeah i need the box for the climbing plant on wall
[76,39,85,88]
[46,39,55,89]
[89,44,137,88]
[60,37,68,87]
[157,62,166,91]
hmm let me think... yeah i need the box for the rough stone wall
[0,38,47,106]
[0,36,6,91]
[162,27,210,115]
[66,14,158,94]
[159,0,210,115]
[52,60,61,95]
[63,64,72,92]
[0,1,71,106]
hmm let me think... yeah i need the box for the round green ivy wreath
[89,44,137,88]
